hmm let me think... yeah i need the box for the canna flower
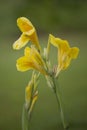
[13,17,41,51]
[16,46,47,75]
[49,34,79,76]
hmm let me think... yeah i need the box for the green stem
[55,90,68,129]
[22,104,30,130]
[52,77,69,129]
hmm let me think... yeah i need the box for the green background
[0,0,87,130]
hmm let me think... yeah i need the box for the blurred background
[0,0,87,130]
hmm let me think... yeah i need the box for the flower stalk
[22,104,29,130]
[47,75,68,129]
[53,77,69,129]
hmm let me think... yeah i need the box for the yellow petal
[24,46,31,57]
[16,55,43,73]
[57,41,70,65]
[58,40,69,54]
[16,17,41,51]
[29,30,41,51]
[24,46,43,66]
[25,47,47,74]
[17,17,33,32]
[49,34,58,47]
[13,34,29,50]
[49,34,69,49]
[16,51,46,74]
[60,56,71,70]
[58,47,79,70]
[69,47,79,59]
[16,56,33,71]
[62,47,79,69]
[24,29,41,51]
[30,46,45,66]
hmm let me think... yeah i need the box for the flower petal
[69,47,79,59]
[24,46,31,57]
[16,46,47,75]
[49,34,69,49]
[13,34,29,50]
[49,34,58,47]
[16,56,33,71]
[17,17,33,32]
[61,47,79,70]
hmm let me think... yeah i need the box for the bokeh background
[0,0,87,130]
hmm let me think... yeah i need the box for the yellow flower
[16,46,47,75]
[49,34,79,76]
[13,17,41,51]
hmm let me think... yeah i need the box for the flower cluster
[13,17,79,129]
